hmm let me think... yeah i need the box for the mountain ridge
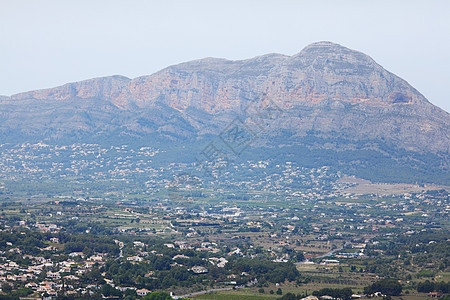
[4,42,440,109]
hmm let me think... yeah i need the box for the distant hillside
[1,42,449,184]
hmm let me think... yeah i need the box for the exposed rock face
[2,42,449,154]
[12,75,131,102]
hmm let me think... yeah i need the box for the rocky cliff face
[2,41,449,154]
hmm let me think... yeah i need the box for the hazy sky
[1,0,449,112]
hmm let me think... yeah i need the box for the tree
[279,293,297,300]
[276,288,283,295]
[364,279,402,296]
[312,287,352,300]
[124,288,138,299]
[101,284,122,298]
[417,281,450,294]
[1,283,12,294]
[143,291,173,300]
[82,246,93,257]
[417,280,434,293]
[295,251,305,262]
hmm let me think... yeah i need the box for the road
[315,241,351,259]
[295,241,352,264]
[173,279,257,299]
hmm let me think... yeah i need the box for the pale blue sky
[1,0,449,112]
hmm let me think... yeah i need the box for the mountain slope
[3,42,448,152]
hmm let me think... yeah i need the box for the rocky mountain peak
[274,41,425,108]
[298,41,360,54]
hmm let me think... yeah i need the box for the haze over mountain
[1,42,448,184]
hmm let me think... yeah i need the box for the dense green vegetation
[417,280,450,293]
[363,278,402,296]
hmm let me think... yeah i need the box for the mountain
[1,41,449,183]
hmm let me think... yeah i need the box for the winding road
[173,279,258,299]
